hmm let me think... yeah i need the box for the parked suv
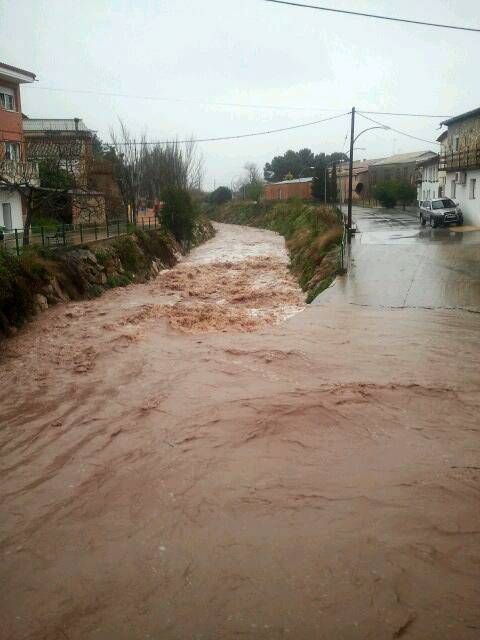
[419,198,463,227]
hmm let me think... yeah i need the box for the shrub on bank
[206,199,343,302]
[160,187,198,248]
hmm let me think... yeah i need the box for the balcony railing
[439,147,480,171]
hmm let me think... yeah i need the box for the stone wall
[71,191,106,224]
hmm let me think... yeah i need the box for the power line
[22,85,452,118]
[109,112,350,145]
[357,112,441,146]
[23,85,344,113]
[360,110,452,119]
[263,0,480,33]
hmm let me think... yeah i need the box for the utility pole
[347,106,355,238]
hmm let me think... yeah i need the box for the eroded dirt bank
[1,223,479,640]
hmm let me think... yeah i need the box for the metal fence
[1,216,159,256]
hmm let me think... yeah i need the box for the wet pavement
[1,221,479,640]
[318,206,480,312]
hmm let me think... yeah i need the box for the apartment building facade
[0,61,36,230]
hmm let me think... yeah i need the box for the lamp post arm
[353,126,389,145]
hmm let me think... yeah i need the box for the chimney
[74,117,80,131]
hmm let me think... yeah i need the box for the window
[432,199,456,210]
[454,136,460,152]
[0,86,16,111]
[469,178,477,200]
[2,203,13,230]
[4,142,20,161]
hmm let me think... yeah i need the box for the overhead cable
[263,0,480,33]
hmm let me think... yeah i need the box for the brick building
[0,61,36,230]
[264,177,313,201]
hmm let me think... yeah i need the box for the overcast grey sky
[2,0,480,188]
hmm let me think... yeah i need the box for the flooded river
[1,222,479,640]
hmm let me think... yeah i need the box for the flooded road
[320,206,480,311]
[1,221,480,640]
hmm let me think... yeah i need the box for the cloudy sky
[3,0,480,188]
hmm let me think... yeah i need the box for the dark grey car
[419,198,463,227]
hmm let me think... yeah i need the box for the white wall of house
[0,190,23,230]
[447,169,480,225]
[419,162,441,202]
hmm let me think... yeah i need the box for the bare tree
[244,162,262,185]
[109,120,147,223]
[140,138,203,200]
[108,122,204,218]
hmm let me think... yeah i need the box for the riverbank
[1,222,479,640]
[0,217,215,338]
[206,199,343,302]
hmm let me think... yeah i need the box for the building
[368,151,437,200]
[264,177,313,201]
[416,153,445,202]
[336,159,382,203]
[24,118,106,225]
[23,118,94,187]
[0,61,36,230]
[438,107,480,225]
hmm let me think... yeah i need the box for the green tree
[208,186,232,205]
[396,181,417,210]
[373,180,416,209]
[373,181,398,208]
[245,182,263,201]
[38,161,75,190]
[161,186,197,246]
[264,148,347,182]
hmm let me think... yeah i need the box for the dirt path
[1,223,479,640]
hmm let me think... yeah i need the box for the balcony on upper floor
[439,146,480,172]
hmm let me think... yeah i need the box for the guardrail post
[41,226,45,247]
[14,229,20,256]
[148,218,151,230]
[94,222,98,240]
[142,219,145,230]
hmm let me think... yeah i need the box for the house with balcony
[438,107,480,225]
[0,61,36,230]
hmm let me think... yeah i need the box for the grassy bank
[0,216,214,338]
[206,199,343,302]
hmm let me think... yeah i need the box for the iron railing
[1,216,159,256]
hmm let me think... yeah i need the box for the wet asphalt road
[318,206,480,312]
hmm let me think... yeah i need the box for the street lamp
[347,106,390,237]
[299,166,315,178]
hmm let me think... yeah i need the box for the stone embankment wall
[0,219,215,338]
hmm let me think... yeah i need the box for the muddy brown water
[1,223,479,640]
